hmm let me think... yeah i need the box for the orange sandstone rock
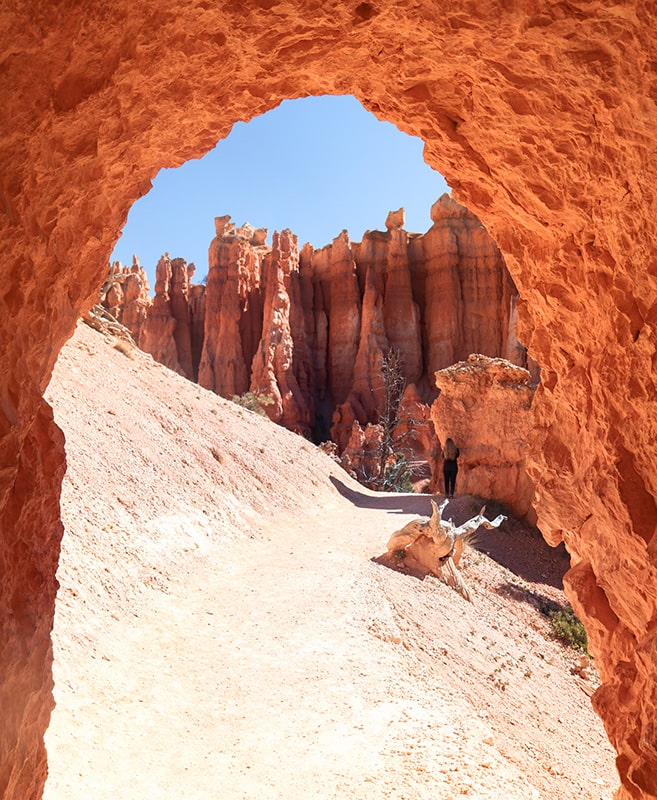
[429,355,536,521]
[250,229,314,433]
[114,200,520,448]
[336,382,438,488]
[349,265,389,418]
[118,259,151,344]
[0,401,66,799]
[169,257,196,380]
[2,3,657,797]
[394,383,439,468]
[139,255,186,377]
[334,419,385,484]
[198,218,267,398]
[408,195,521,383]
[310,230,363,405]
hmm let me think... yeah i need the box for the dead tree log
[386,499,506,601]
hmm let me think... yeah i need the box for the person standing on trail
[442,437,460,499]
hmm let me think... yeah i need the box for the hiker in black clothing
[443,437,460,498]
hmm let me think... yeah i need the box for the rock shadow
[469,522,570,590]
[495,581,565,615]
[330,474,443,517]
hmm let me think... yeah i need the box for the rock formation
[429,355,537,521]
[334,381,439,487]
[116,258,151,343]
[138,255,184,376]
[2,3,657,797]
[198,218,268,396]
[108,196,526,447]
[412,195,519,376]
[394,384,439,468]
[108,255,202,380]
[249,228,315,432]
[335,419,386,484]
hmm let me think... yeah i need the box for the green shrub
[549,606,588,652]
[380,454,414,493]
[231,391,275,416]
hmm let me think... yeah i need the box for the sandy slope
[43,323,617,799]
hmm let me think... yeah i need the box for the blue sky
[111,95,449,286]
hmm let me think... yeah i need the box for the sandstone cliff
[108,255,202,380]
[198,218,268,396]
[108,196,527,449]
[105,258,151,342]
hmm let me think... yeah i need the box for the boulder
[430,355,536,521]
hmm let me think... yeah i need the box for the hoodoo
[1,2,657,798]
[107,196,525,445]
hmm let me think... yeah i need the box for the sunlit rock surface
[1,2,657,796]
[111,198,523,442]
[429,355,537,521]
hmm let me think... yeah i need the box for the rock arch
[2,2,656,797]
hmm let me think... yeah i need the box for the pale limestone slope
[43,323,615,800]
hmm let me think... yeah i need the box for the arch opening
[100,93,535,501]
[46,97,604,797]
[2,4,657,799]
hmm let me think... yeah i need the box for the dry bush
[113,340,134,358]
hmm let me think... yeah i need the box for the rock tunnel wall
[1,1,657,797]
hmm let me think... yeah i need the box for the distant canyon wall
[107,194,531,445]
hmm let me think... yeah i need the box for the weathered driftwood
[386,499,506,601]
[83,304,136,344]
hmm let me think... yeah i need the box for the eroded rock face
[115,198,523,442]
[198,218,268,397]
[335,383,439,487]
[2,3,657,797]
[394,384,439,467]
[117,258,151,344]
[137,255,198,379]
[0,401,66,799]
[429,355,537,521]
[250,229,315,432]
